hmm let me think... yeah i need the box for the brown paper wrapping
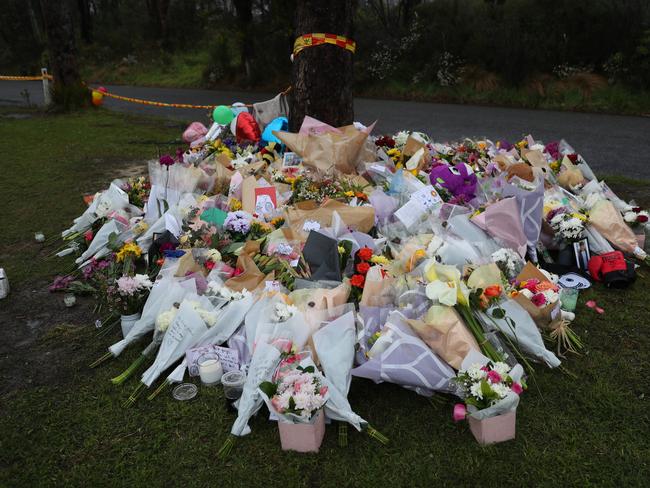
[174,251,205,277]
[522,149,551,173]
[274,126,369,174]
[241,175,257,213]
[513,262,556,327]
[557,157,584,189]
[225,254,267,291]
[506,163,534,182]
[309,282,351,310]
[589,200,640,254]
[407,305,479,370]
[360,266,394,306]
[284,199,375,234]
[210,160,234,192]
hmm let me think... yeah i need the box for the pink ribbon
[453,403,467,423]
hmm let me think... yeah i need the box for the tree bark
[289,0,354,131]
[40,0,86,109]
[233,0,254,83]
[145,0,170,48]
[78,0,93,43]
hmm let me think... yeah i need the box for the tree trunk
[146,0,171,48]
[233,0,254,84]
[78,0,93,43]
[289,0,354,131]
[40,0,86,109]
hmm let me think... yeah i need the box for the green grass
[0,107,181,283]
[84,51,209,89]
[1,109,649,487]
[361,81,650,116]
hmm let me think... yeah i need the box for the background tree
[290,0,354,130]
[40,0,87,109]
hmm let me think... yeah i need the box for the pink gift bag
[468,410,516,445]
[277,410,326,453]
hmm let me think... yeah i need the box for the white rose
[624,212,637,223]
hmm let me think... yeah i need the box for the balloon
[231,102,248,116]
[182,122,208,143]
[233,112,261,143]
[212,105,234,125]
[91,90,103,107]
[261,116,288,145]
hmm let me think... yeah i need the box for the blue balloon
[261,116,288,146]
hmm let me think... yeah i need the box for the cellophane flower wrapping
[502,175,545,261]
[62,182,129,237]
[471,197,528,257]
[313,311,367,431]
[75,220,127,266]
[352,311,456,397]
[141,297,211,387]
[108,276,196,357]
[477,298,561,368]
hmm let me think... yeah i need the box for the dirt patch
[0,280,97,396]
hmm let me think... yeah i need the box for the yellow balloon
[91,91,103,106]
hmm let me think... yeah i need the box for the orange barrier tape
[0,74,53,81]
[92,85,291,110]
[293,33,356,56]
[95,89,224,109]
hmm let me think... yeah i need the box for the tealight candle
[199,358,223,386]
[63,293,76,307]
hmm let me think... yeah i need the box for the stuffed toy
[429,162,478,201]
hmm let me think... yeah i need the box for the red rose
[357,247,373,261]
[356,262,371,274]
[567,153,578,163]
[632,207,642,213]
[205,260,216,270]
[637,214,648,223]
[350,274,365,288]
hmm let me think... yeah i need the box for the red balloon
[235,112,261,143]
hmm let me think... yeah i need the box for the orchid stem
[89,351,113,369]
[218,435,235,459]
[123,382,146,408]
[147,380,170,401]
[338,423,348,448]
[365,425,389,445]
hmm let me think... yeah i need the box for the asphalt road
[2,80,649,178]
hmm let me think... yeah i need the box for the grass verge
[0,108,649,487]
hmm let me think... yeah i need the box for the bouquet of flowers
[623,206,649,229]
[452,352,524,445]
[260,362,328,422]
[112,274,153,315]
[454,360,524,411]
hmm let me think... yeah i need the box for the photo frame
[573,238,590,270]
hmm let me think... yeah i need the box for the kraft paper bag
[512,262,558,327]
